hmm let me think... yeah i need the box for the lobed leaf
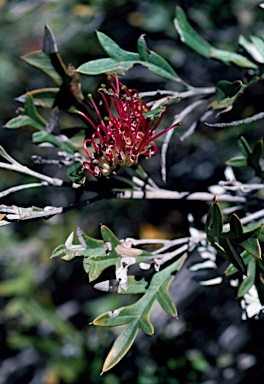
[77,32,181,82]
[93,254,186,372]
[215,80,245,103]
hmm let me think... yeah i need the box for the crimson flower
[80,74,177,177]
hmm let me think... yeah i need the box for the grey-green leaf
[174,7,257,69]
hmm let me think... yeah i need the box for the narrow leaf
[238,136,252,157]
[251,139,263,166]
[102,321,138,373]
[238,258,256,297]
[225,156,248,167]
[4,115,45,131]
[32,131,75,154]
[226,238,247,275]
[174,6,211,57]
[205,198,223,237]
[97,31,139,61]
[174,7,257,69]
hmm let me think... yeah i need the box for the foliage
[1,1,264,380]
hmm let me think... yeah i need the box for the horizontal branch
[0,182,48,199]
[114,189,247,203]
[205,111,264,128]
[0,161,64,186]
[139,86,215,100]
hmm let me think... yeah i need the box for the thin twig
[0,162,64,186]
[205,111,264,128]
[139,87,215,99]
[115,189,247,202]
[161,99,208,182]
[0,182,48,199]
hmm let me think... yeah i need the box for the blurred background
[0,0,264,383]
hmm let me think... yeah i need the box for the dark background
[0,1,264,383]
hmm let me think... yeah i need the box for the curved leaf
[174,6,257,69]
[102,321,139,373]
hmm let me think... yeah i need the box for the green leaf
[32,131,75,154]
[66,162,86,185]
[101,225,120,248]
[97,31,139,61]
[77,58,130,76]
[93,254,186,372]
[215,80,245,103]
[137,35,180,80]
[84,253,119,282]
[238,258,256,297]
[24,94,47,128]
[16,88,59,108]
[209,47,257,68]
[174,7,257,69]
[207,202,262,275]
[225,250,252,276]
[205,198,223,237]
[102,321,139,373]
[238,136,252,157]
[251,139,263,167]
[77,32,181,82]
[225,238,247,275]
[144,96,181,118]
[226,214,244,238]
[4,115,45,131]
[239,35,264,64]
[240,236,262,259]
[119,276,148,294]
[225,156,248,167]
[22,51,63,85]
[174,6,211,57]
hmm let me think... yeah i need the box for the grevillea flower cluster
[80,74,177,177]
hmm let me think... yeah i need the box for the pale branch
[219,180,264,193]
[0,182,48,199]
[139,86,215,100]
[0,195,101,225]
[239,209,264,225]
[0,161,64,187]
[205,111,264,128]
[114,189,247,203]
[161,99,208,182]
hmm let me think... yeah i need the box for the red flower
[80,74,177,177]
